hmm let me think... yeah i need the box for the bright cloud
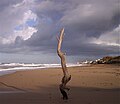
[14,9,38,41]
[0,0,38,44]
[91,25,120,46]
[14,26,37,40]
[20,10,37,25]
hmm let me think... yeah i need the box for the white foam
[67,63,83,67]
[0,63,85,76]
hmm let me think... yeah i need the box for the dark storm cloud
[60,0,119,37]
[0,0,120,58]
[24,0,119,56]
[63,43,119,56]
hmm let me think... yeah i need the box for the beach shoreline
[0,64,119,104]
[0,63,85,76]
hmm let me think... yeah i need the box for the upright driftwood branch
[57,28,71,100]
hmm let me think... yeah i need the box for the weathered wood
[57,28,71,100]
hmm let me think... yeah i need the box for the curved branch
[57,28,71,100]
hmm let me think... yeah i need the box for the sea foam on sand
[0,63,84,76]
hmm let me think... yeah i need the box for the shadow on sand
[0,85,119,104]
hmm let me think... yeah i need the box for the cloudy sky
[0,0,119,63]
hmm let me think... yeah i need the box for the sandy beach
[0,64,119,104]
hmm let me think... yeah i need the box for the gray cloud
[0,0,120,62]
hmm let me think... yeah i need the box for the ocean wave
[0,63,84,76]
[0,63,83,71]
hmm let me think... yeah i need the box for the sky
[0,0,120,63]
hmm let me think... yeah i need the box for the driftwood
[57,28,71,100]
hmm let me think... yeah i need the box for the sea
[0,63,84,76]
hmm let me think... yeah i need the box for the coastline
[0,63,84,76]
[0,64,119,104]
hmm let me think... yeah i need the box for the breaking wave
[0,63,83,76]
